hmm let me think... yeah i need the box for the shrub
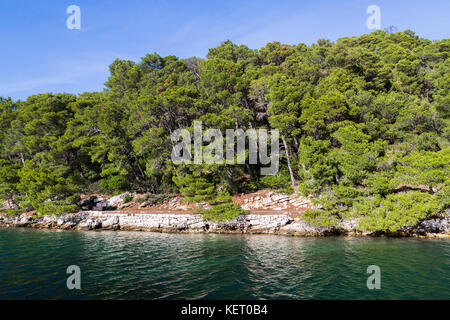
[99,179,109,190]
[136,196,146,204]
[65,194,81,204]
[140,193,175,205]
[107,175,129,192]
[123,194,132,204]
[3,209,23,217]
[302,209,340,227]
[197,203,246,223]
[173,175,216,203]
[36,201,79,217]
[356,191,442,232]
[260,170,292,191]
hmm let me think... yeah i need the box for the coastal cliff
[1,210,449,238]
[2,191,449,237]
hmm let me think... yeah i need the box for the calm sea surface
[0,228,448,299]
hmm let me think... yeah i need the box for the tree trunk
[134,153,146,179]
[225,164,234,189]
[282,136,296,186]
[246,163,253,179]
[20,153,25,168]
[293,136,300,155]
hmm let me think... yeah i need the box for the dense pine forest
[0,30,448,231]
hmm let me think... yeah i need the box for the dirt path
[91,189,311,219]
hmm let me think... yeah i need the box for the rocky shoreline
[1,210,449,238]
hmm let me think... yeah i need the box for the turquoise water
[0,228,448,299]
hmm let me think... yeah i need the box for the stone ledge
[1,210,450,238]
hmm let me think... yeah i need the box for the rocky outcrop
[138,196,189,210]
[238,191,315,211]
[0,211,449,237]
[115,190,315,212]
[78,193,134,211]
[395,215,450,236]
[1,200,19,211]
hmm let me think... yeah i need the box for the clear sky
[0,0,448,100]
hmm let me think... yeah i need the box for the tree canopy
[0,31,448,230]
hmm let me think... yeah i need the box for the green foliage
[123,194,132,204]
[175,172,246,222]
[196,202,246,223]
[135,193,176,206]
[356,191,444,232]
[103,176,129,191]
[331,125,386,184]
[258,170,294,194]
[302,209,340,227]
[395,149,449,191]
[0,159,20,205]
[2,209,23,217]
[35,201,79,217]
[0,31,448,229]
[17,160,80,211]
[173,174,217,203]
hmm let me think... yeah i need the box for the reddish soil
[109,190,313,218]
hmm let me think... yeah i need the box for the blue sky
[0,0,448,100]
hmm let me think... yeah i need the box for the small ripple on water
[0,229,449,299]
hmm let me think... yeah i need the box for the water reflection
[0,229,448,299]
